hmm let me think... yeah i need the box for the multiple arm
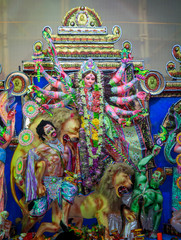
[37,64,75,94]
[40,69,63,90]
[109,62,126,85]
[111,77,139,95]
[33,29,147,123]
[110,92,145,106]
[42,30,73,88]
[105,62,146,124]
[32,85,67,99]
[105,101,140,122]
[31,33,77,109]
[42,95,72,109]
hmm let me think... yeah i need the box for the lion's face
[60,118,80,143]
[112,172,133,198]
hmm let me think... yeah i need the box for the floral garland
[78,70,104,166]
[76,69,108,192]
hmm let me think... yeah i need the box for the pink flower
[96,169,101,175]
[92,91,101,99]
[93,99,100,106]
[92,106,101,113]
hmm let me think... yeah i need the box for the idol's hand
[118,118,126,125]
[133,110,142,115]
[38,104,49,114]
[137,91,146,100]
[42,104,49,110]
[35,63,44,73]
[152,145,161,156]
[7,110,16,120]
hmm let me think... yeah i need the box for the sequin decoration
[5,72,30,96]
[23,101,39,119]
[16,157,24,175]
[176,176,181,189]
[140,70,165,95]
[18,129,34,146]
[176,132,181,145]
[176,154,181,166]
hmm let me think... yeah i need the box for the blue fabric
[0,148,6,164]
[61,180,78,204]
[43,176,63,207]
[29,195,48,217]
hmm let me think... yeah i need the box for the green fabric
[104,114,118,141]
[122,126,142,166]
[172,167,181,211]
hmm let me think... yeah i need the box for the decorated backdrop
[0,5,181,240]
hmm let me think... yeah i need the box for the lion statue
[68,162,136,240]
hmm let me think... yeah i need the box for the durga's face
[83,72,96,88]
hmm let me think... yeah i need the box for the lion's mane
[96,162,134,212]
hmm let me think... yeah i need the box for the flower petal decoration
[18,129,34,146]
[23,101,39,119]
